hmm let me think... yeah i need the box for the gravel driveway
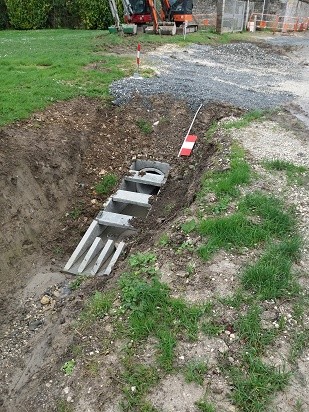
[110,33,309,113]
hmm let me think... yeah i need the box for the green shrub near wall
[47,0,80,28]
[6,0,52,29]
[3,0,121,29]
[76,0,113,29]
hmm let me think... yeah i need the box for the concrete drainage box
[63,160,170,276]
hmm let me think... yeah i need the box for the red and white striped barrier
[137,43,141,71]
[178,134,198,156]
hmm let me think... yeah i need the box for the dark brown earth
[0,93,243,411]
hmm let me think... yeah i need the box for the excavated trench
[0,94,245,410]
[0,95,242,299]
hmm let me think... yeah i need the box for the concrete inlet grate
[63,160,170,276]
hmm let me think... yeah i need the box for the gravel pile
[110,42,300,110]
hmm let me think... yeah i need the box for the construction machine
[160,0,197,30]
[108,0,138,33]
[123,0,153,25]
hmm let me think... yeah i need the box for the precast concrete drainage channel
[63,160,170,276]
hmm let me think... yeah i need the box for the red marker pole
[137,43,141,73]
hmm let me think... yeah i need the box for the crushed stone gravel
[110,42,301,110]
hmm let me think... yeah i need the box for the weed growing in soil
[263,159,308,184]
[121,359,160,412]
[223,110,264,130]
[80,291,114,322]
[195,192,296,261]
[201,320,225,337]
[195,400,216,412]
[95,173,117,195]
[184,360,208,385]
[199,144,250,201]
[69,275,86,291]
[69,207,82,220]
[227,355,290,412]
[205,121,219,141]
[136,119,153,134]
[241,237,300,299]
[56,400,74,412]
[119,253,207,370]
[289,328,309,364]
[235,305,276,354]
[156,233,170,246]
[61,359,76,376]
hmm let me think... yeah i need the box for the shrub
[6,0,51,29]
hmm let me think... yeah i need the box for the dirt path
[0,33,309,412]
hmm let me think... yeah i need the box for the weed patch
[61,359,76,376]
[196,192,296,261]
[263,159,308,185]
[80,291,114,322]
[69,275,86,291]
[199,144,250,201]
[223,110,264,130]
[227,355,290,412]
[119,253,207,370]
[201,321,224,337]
[136,119,153,134]
[195,400,216,412]
[235,305,276,354]
[184,360,208,385]
[241,238,300,299]
[289,328,309,364]
[95,173,117,195]
[121,360,160,412]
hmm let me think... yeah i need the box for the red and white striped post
[178,104,203,157]
[136,43,141,73]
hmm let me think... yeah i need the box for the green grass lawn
[0,29,132,125]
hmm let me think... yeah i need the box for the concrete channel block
[112,190,151,207]
[96,211,134,229]
[125,170,165,186]
[64,160,170,277]
[102,241,126,276]
[77,237,104,274]
[63,221,103,271]
[90,239,115,275]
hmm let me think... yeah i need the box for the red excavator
[160,0,195,27]
[109,0,197,35]
[125,0,197,31]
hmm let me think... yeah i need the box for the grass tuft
[223,110,264,130]
[263,159,308,185]
[228,355,290,412]
[184,360,208,385]
[136,119,153,134]
[121,361,160,411]
[236,305,276,354]
[95,173,117,195]
[80,291,113,322]
[241,238,300,299]
[200,144,250,201]
[119,253,207,370]
[197,192,296,261]
[195,400,216,412]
